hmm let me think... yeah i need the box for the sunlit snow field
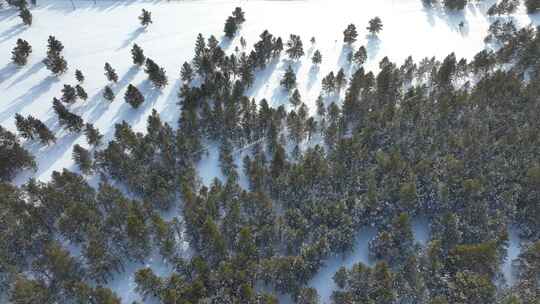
[0,0,537,302]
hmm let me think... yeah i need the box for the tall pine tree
[124,84,145,108]
[139,9,152,27]
[131,44,146,66]
[11,39,32,66]
[281,65,297,91]
[104,63,119,83]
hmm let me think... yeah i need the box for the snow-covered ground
[412,216,430,246]
[1,0,538,302]
[2,0,538,185]
[308,227,377,303]
[107,250,174,304]
[503,228,522,286]
[308,220,429,303]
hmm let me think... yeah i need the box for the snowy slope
[1,0,538,302]
[1,0,537,185]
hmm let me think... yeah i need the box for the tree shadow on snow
[270,85,290,108]
[117,65,141,90]
[421,2,479,36]
[245,58,280,98]
[366,35,381,61]
[306,44,315,58]
[160,78,182,125]
[0,63,21,85]
[0,8,19,23]
[307,65,320,90]
[84,89,113,124]
[219,35,234,51]
[0,75,59,122]
[7,61,45,88]
[18,131,82,183]
[82,67,141,124]
[467,0,497,18]
[264,59,302,107]
[14,112,83,185]
[118,27,146,50]
[0,23,28,44]
[110,79,162,128]
[337,44,353,72]
[283,58,302,74]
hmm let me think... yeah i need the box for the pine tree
[43,53,67,75]
[134,268,162,300]
[75,84,88,101]
[343,24,358,44]
[131,43,146,66]
[52,98,83,132]
[104,62,119,83]
[289,89,302,108]
[139,9,152,27]
[306,117,317,140]
[219,139,237,179]
[443,0,468,10]
[9,277,51,304]
[11,38,32,66]
[312,50,322,65]
[322,72,336,93]
[124,84,145,108]
[487,0,519,16]
[487,2,500,15]
[194,33,206,60]
[75,69,84,83]
[367,17,383,36]
[336,68,347,89]
[14,114,55,144]
[232,7,246,24]
[239,55,254,87]
[103,86,115,101]
[208,35,219,51]
[84,123,103,147]
[43,36,67,75]
[353,46,367,66]
[46,35,64,54]
[93,287,122,304]
[15,113,34,140]
[126,205,151,261]
[180,61,193,83]
[72,144,92,174]
[347,51,353,64]
[19,6,32,26]
[61,84,77,103]
[144,58,168,88]
[286,34,304,60]
[280,65,297,91]
[273,37,283,57]
[224,16,238,38]
[0,125,35,181]
[32,119,56,145]
[316,95,326,117]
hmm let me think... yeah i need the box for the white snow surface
[1,0,538,302]
[502,228,521,286]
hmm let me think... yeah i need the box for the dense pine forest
[1,0,540,303]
